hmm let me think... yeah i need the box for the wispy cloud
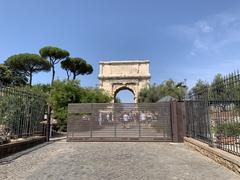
[170,58,240,88]
[167,11,240,87]
[170,11,240,55]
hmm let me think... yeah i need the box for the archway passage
[98,60,151,103]
[114,87,135,103]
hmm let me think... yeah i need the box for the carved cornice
[99,60,150,65]
[98,75,151,80]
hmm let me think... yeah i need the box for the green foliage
[138,80,186,103]
[0,64,28,86]
[32,84,51,94]
[61,57,93,80]
[10,71,28,86]
[50,80,81,109]
[189,80,209,96]
[0,86,47,136]
[49,80,112,131]
[191,73,240,103]
[138,85,159,103]
[0,93,21,126]
[210,74,225,100]
[211,73,240,101]
[39,46,70,84]
[0,64,12,84]
[5,53,51,85]
[39,46,70,61]
[52,107,68,132]
[214,122,240,137]
[81,87,112,103]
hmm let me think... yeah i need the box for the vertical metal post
[139,110,141,137]
[114,109,117,137]
[170,101,179,142]
[46,104,51,142]
[114,121,117,137]
[90,104,93,138]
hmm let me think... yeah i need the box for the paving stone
[0,140,239,180]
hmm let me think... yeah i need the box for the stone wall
[184,137,240,175]
[0,136,46,159]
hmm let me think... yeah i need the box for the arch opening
[114,87,135,103]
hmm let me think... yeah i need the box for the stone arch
[98,60,151,103]
[113,86,135,103]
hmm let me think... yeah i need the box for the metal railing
[0,85,47,139]
[187,71,240,156]
[185,100,212,143]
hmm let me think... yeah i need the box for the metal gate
[67,103,172,141]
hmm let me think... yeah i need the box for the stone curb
[0,137,46,159]
[50,136,66,142]
[0,137,67,164]
[0,142,51,164]
[184,137,240,175]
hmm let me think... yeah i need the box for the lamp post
[176,79,188,100]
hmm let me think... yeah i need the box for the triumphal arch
[98,60,151,103]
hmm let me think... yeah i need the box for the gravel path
[0,140,239,180]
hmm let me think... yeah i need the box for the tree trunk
[66,70,70,80]
[51,66,55,85]
[29,72,32,86]
[73,72,76,80]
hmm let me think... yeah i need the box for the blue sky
[1,0,240,102]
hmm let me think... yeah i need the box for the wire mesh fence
[187,71,240,156]
[0,85,47,140]
[67,103,172,141]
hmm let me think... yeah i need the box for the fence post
[170,101,187,142]
[113,103,117,137]
[139,116,141,137]
[46,104,51,142]
[177,101,187,142]
[209,111,218,148]
[90,104,93,138]
[171,101,178,142]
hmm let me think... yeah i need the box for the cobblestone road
[0,140,239,180]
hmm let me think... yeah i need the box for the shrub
[0,86,47,137]
[50,80,112,131]
[214,122,240,137]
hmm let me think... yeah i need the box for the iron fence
[185,100,212,143]
[0,85,47,139]
[187,71,240,156]
[67,103,172,141]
